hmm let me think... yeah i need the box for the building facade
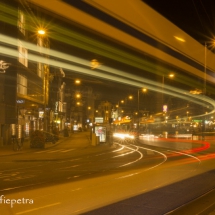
[0,0,50,145]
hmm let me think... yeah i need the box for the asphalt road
[0,133,215,215]
[0,134,166,194]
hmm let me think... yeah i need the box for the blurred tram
[28,0,215,90]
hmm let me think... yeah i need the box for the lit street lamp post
[137,88,147,130]
[161,73,174,109]
[115,100,125,119]
[38,29,49,132]
[38,28,56,132]
[186,111,189,121]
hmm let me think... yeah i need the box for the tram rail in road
[166,187,215,215]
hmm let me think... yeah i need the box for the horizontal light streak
[1,2,214,95]
[2,35,215,119]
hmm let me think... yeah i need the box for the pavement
[0,131,115,157]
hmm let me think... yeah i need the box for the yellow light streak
[0,3,210,94]
[2,35,215,119]
[174,36,186,42]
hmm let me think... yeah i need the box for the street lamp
[115,99,125,119]
[137,88,147,130]
[162,73,175,108]
[186,111,189,120]
[75,79,81,85]
[76,93,81,99]
[38,29,45,35]
[37,29,49,131]
[138,88,147,113]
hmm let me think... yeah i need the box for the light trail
[113,143,168,181]
[168,150,201,164]
[2,36,215,120]
[1,13,215,119]
[2,0,214,95]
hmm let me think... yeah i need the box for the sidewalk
[0,131,115,157]
[0,135,65,156]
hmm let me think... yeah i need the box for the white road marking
[47,149,62,153]
[34,150,54,154]
[61,149,75,152]
[15,202,61,214]
[116,172,139,179]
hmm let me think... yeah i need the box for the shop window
[37,62,44,78]
[17,74,27,95]
[18,40,28,67]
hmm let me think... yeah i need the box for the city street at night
[1,132,215,214]
[1,0,215,214]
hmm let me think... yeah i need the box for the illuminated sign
[193,120,202,122]
[17,100,25,104]
[95,126,106,142]
[95,117,103,123]
[39,111,44,118]
[0,60,10,73]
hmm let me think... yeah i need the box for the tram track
[166,185,215,215]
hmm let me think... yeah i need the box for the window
[18,40,28,67]
[17,74,27,95]
[18,9,25,35]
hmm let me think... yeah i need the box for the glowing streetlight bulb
[75,79,81,84]
[169,73,174,78]
[38,29,45,35]
[76,93,81,98]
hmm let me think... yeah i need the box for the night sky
[142,0,215,45]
